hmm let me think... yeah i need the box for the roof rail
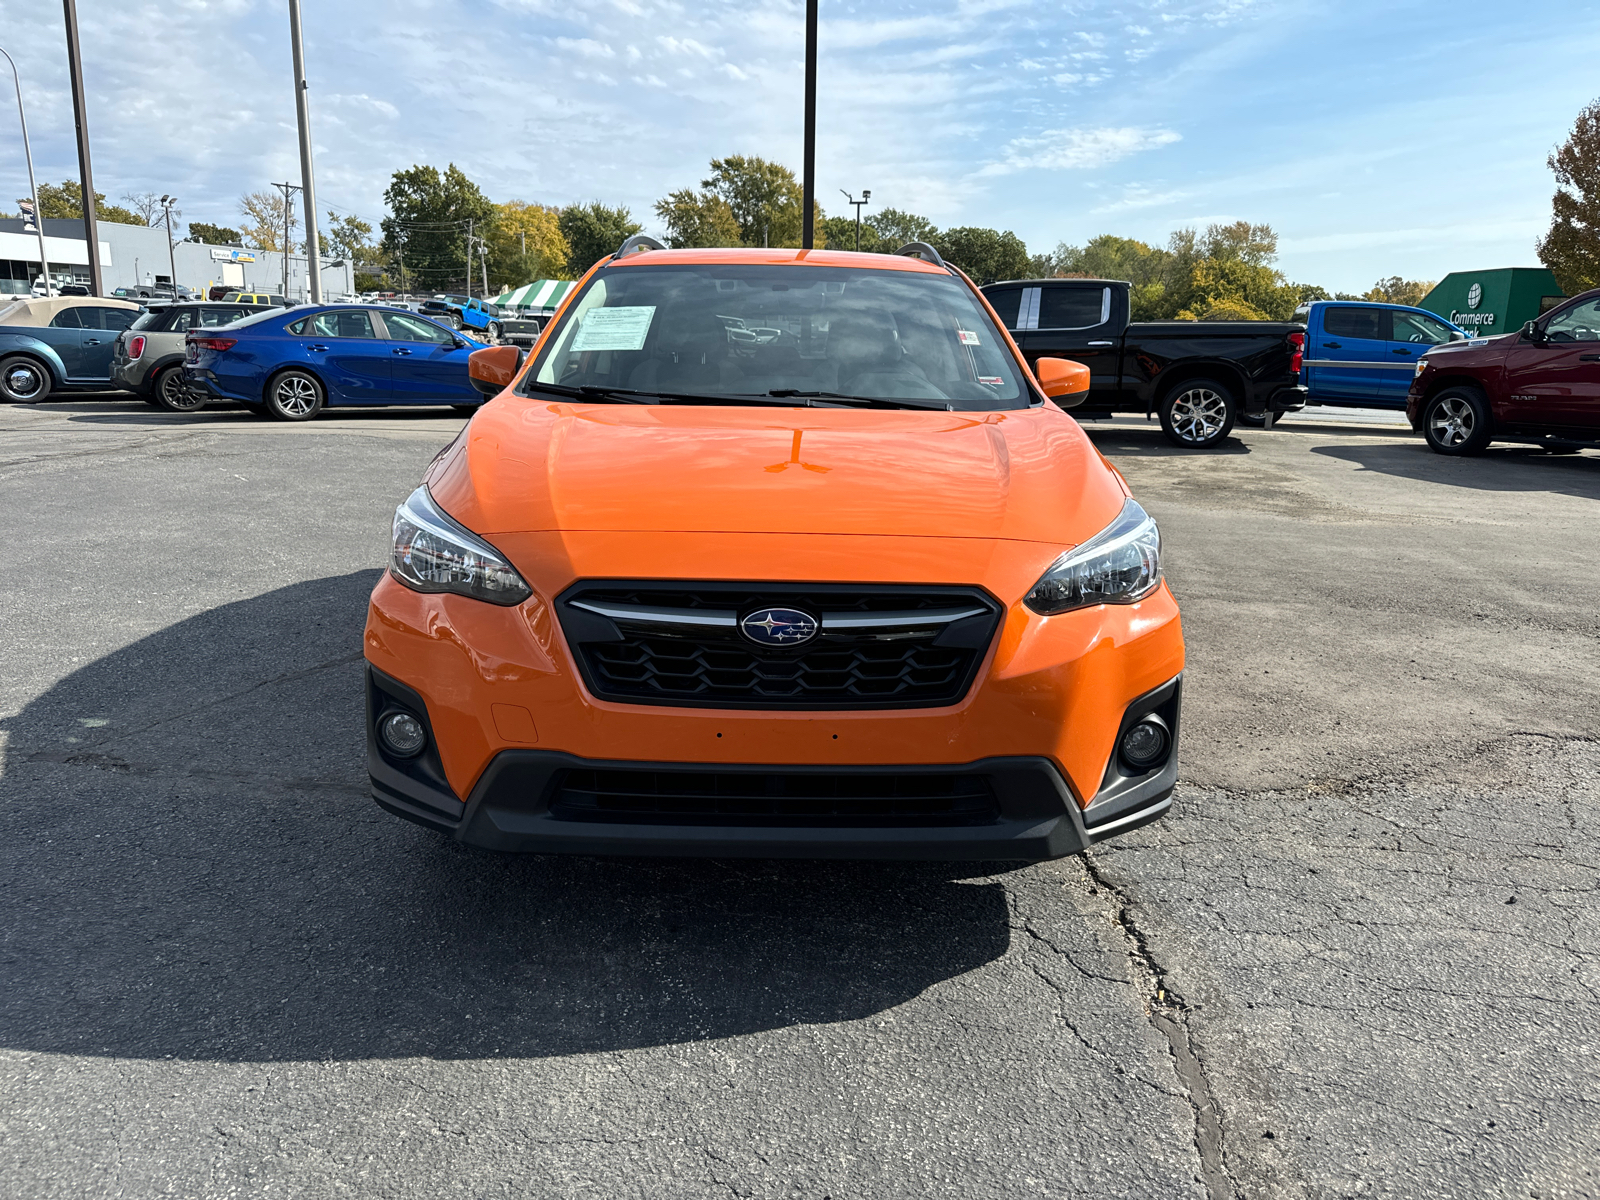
[614,234,666,260]
[895,241,944,266]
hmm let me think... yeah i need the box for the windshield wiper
[526,383,955,411]
[526,383,731,405]
[766,389,954,411]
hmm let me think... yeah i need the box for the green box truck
[1419,268,1564,338]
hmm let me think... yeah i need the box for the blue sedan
[182,304,487,420]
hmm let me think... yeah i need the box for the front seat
[628,311,734,393]
[826,314,934,397]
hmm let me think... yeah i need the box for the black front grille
[550,767,1000,826]
[557,582,1002,710]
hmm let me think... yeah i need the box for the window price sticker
[978,375,1004,386]
[571,306,657,352]
[957,330,981,345]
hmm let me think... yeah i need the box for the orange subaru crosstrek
[364,239,1184,860]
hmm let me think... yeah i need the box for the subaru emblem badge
[739,607,819,647]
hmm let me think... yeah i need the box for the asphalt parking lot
[1,397,1596,1199]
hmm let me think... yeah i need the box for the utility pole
[0,46,51,296]
[466,218,473,298]
[840,188,870,251]
[478,236,489,300]
[397,237,405,297]
[61,0,102,294]
[287,0,321,303]
[801,0,817,250]
[160,195,178,296]
[272,181,302,298]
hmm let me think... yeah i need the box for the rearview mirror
[468,345,525,397]
[1033,357,1091,404]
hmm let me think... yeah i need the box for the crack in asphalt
[1080,851,1239,1200]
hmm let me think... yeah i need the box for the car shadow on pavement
[1312,442,1600,500]
[0,572,1011,1064]
[53,404,471,427]
[1080,421,1250,457]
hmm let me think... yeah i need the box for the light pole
[287,0,322,303]
[840,188,870,251]
[61,0,102,295]
[0,45,50,296]
[801,0,817,249]
[160,195,179,298]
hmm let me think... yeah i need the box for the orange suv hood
[428,399,1124,545]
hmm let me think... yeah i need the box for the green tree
[380,164,496,294]
[701,155,812,246]
[1537,98,1600,294]
[187,221,242,245]
[1200,220,1278,267]
[821,213,880,253]
[1362,277,1435,307]
[933,227,1030,285]
[323,211,375,263]
[654,189,742,249]
[29,180,140,225]
[1025,242,1075,278]
[558,202,642,274]
[866,208,938,250]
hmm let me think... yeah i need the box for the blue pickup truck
[418,294,503,339]
[1295,300,1467,411]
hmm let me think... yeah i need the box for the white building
[0,216,356,299]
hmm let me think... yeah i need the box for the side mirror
[468,345,524,397]
[1033,357,1091,404]
[1448,330,1467,342]
[1521,319,1545,344]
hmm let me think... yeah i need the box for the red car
[1409,287,1600,454]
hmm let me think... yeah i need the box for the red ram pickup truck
[1409,287,1600,455]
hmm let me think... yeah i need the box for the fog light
[1120,717,1170,772]
[380,711,426,757]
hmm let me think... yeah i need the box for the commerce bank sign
[1420,268,1565,340]
[1449,280,1495,329]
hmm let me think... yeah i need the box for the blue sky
[2,0,1598,292]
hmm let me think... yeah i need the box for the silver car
[111,302,272,411]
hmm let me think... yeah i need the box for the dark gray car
[111,302,272,411]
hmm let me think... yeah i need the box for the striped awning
[492,279,576,312]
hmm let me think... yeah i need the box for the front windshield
[523,263,1031,410]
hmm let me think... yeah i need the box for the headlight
[390,485,531,606]
[1024,498,1161,615]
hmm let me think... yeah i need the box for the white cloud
[555,37,616,59]
[980,127,1182,175]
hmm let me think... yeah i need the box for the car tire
[152,365,205,413]
[488,321,503,343]
[1159,378,1237,448]
[0,355,51,404]
[449,314,463,331]
[265,370,325,422]
[1422,387,1491,455]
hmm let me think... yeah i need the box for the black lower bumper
[1269,384,1308,414]
[367,666,1177,862]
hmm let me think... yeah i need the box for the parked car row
[4,273,1599,452]
[0,295,490,416]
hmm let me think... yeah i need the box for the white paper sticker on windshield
[957,330,981,345]
[570,306,656,352]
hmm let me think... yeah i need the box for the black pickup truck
[980,278,1308,448]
